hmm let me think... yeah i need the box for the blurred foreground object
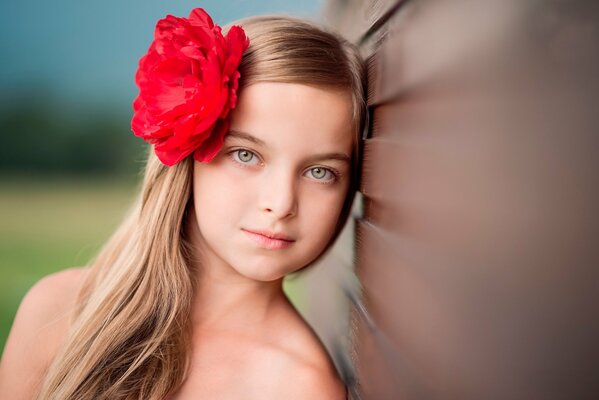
[323,0,599,399]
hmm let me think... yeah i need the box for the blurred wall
[322,0,599,399]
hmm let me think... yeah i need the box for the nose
[258,168,298,219]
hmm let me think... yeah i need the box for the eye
[305,166,338,183]
[229,149,261,166]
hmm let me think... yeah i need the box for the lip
[242,229,295,250]
[243,228,295,241]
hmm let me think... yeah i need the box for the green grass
[0,175,139,354]
[0,175,302,356]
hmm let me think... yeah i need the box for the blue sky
[0,0,323,111]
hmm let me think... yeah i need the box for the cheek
[301,187,347,242]
[192,166,250,229]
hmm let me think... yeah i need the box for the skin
[0,267,89,400]
[0,82,354,399]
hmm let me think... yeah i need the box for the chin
[233,260,299,282]
[240,269,287,282]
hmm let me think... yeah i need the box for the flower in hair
[131,8,249,166]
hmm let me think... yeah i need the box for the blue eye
[228,148,340,184]
[306,167,338,183]
[229,149,260,165]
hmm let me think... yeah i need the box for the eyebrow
[225,130,351,164]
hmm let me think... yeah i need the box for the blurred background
[0,0,325,354]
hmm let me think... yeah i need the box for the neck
[184,206,289,332]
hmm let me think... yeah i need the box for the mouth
[242,229,295,250]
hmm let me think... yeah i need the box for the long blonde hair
[36,14,366,400]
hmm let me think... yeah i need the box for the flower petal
[194,119,229,163]
[131,7,248,166]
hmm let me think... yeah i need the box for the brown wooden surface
[321,0,599,399]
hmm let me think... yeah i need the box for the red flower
[131,8,249,166]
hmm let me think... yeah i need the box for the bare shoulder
[0,266,90,400]
[267,304,347,400]
[8,266,90,337]
[278,350,347,400]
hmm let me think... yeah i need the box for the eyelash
[227,148,342,184]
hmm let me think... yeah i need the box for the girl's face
[191,82,354,281]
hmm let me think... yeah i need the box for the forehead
[227,82,354,155]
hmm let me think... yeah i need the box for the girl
[0,8,366,400]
